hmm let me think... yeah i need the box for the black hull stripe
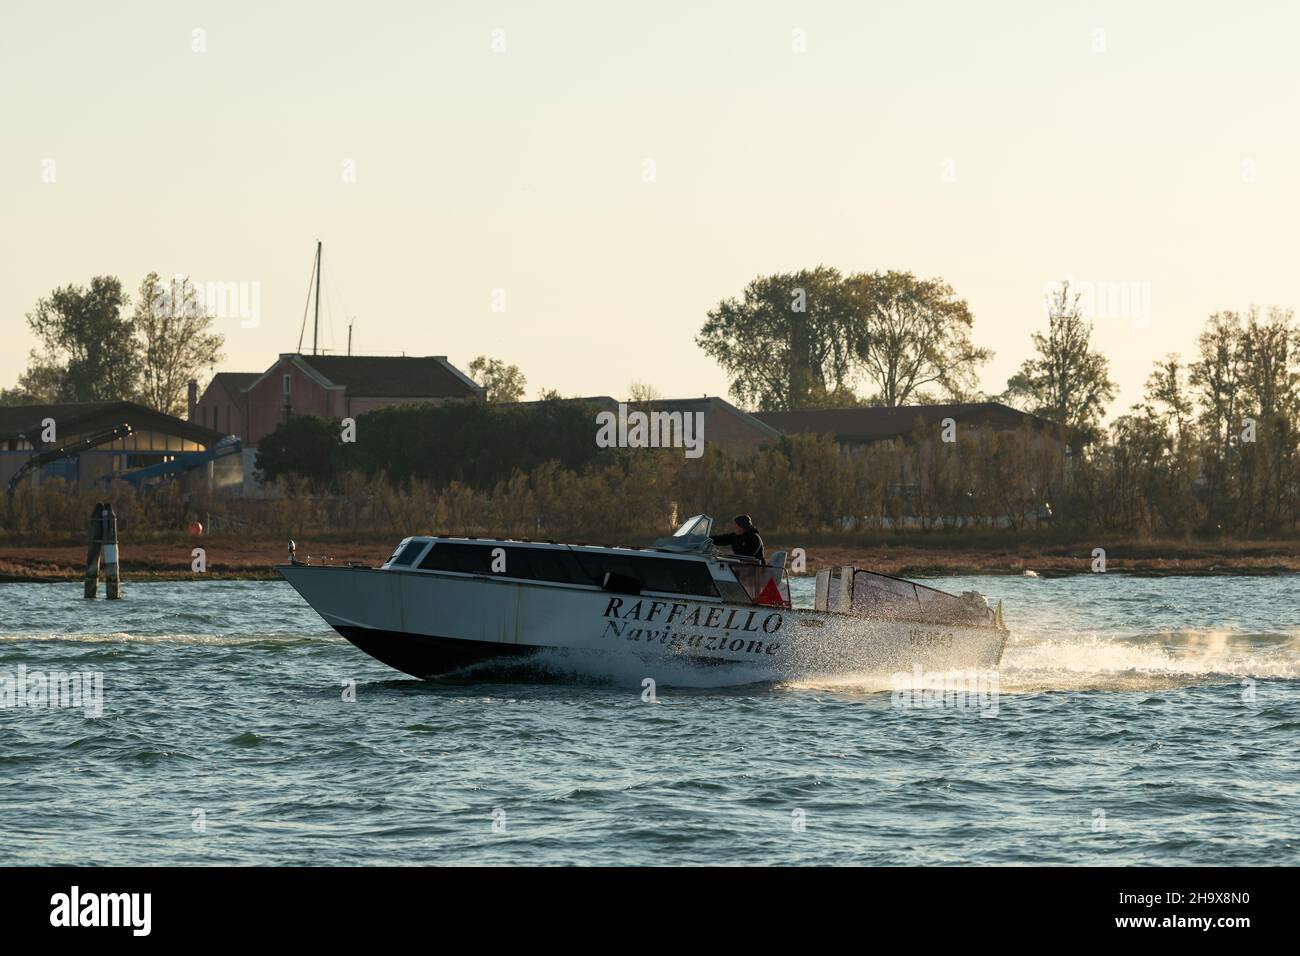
[333,626,538,678]
[331,625,742,679]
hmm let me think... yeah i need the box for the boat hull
[332,626,537,676]
[278,564,1007,681]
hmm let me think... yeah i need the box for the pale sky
[2,1,1297,416]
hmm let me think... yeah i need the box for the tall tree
[1003,281,1116,445]
[24,276,138,402]
[134,273,225,417]
[0,352,69,403]
[468,355,527,403]
[1144,353,1194,441]
[1188,311,1246,478]
[1242,307,1300,530]
[847,271,991,405]
[697,266,861,410]
[1238,306,1300,421]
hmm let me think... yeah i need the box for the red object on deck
[756,577,787,607]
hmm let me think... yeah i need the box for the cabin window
[415,542,716,596]
[391,540,428,567]
[505,547,593,585]
[652,556,718,597]
[583,554,717,597]
[418,543,497,574]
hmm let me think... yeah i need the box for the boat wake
[778,627,1300,695]
[3,627,1294,695]
[997,628,1300,691]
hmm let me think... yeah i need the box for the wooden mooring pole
[103,503,121,599]
[83,502,104,599]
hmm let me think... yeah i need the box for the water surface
[1,575,1297,865]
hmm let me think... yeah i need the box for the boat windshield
[672,514,712,538]
[652,514,713,553]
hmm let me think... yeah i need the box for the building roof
[642,396,783,442]
[753,402,1056,442]
[510,394,783,443]
[209,372,260,403]
[292,354,484,399]
[0,400,224,445]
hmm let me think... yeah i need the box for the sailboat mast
[312,240,322,355]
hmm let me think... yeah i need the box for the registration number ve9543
[907,629,955,648]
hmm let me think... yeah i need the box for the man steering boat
[709,514,765,563]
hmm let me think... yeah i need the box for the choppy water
[1,575,1297,865]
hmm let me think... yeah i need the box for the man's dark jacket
[710,528,765,562]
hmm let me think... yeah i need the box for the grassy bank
[3,533,1299,582]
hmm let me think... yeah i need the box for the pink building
[190,372,258,439]
[189,354,484,446]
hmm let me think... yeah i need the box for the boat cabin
[379,515,791,608]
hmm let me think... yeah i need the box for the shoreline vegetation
[5,293,1299,584]
[3,535,1299,583]
[2,421,1297,582]
[4,279,1297,593]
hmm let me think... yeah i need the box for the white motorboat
[278,515,1008,682]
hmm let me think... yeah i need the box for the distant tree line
[698,272,1122,442]
[5,265,1297,541]
[1093,306,1300,536]
[244,320,1298,538]
[2,274,224,417]
[696,268,992,412]
[5,411,1296,540]
[701,270,1298,464]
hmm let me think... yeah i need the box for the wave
[0,631,333,646]
[998,628,1300,690]
[771,628,1300,695]
[1,622,1294,695]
